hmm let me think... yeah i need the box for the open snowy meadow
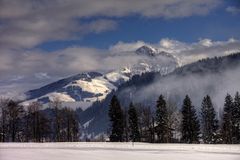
[1,143,240,160]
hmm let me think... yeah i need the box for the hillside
[80,53,240,138]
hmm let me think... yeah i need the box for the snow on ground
[1,143,240,160]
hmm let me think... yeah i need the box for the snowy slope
[23,45,178,109]
[1,143,240,160]
[80,52,240,137]
[23,73,117,110]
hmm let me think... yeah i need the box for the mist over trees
[108,93,240,144]
[0,91,239,144]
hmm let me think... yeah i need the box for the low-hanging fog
[122,59,240,114]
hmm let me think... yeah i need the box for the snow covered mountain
[136,45,176,59]
[129,45,178,75]
[136,45,158,56]
[23,45,178,109]
[23,72,116,109]
[78,52,240,138]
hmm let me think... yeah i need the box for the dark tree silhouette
[181,95,200,143]
[108,95,124,142]
[221,94,234,144]
[128,102,140,142]
[201,95,218,143]
[155,95,171,143]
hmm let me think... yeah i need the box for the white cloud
[109,41,146,53]
[0,38,239,97]
[35,73,50,80]
[226,6,240,14]
[159,38,190,51]
[81,19,117,34]
[198,39,213,47]
[110,38,240,65]
[0,0,221,49]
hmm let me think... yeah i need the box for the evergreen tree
[108,95,124,142]
[221,94,234,144]
[155,95,170,143]
[128,103,140,142]
[201,95,218,143]
[123,108,129,142]
[181,95,200,143]
[233,92,240,143]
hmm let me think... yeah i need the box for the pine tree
[233,92,240,143]
[221,94,234,144]
[181,95,200,143]
[155,95,170,143]
[128,103,140,142]
[108,95,124,142]
[201,95,218,144]
[123,108,129,142]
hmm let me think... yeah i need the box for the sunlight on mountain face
[0,1,240,158]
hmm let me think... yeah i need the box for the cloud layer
[0,0,221,49]
[0,38,239,98]
[129,64,240,114]
[1,0,238,98]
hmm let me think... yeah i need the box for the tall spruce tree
[221,94,234,144]
[108,95,124,142]
[123,108,129,142]
[128,103,140,142]
[201,95,218,144]
[233,92,240,143]
[155,95,170,143]
[181,95,200,143]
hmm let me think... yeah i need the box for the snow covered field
[1,142,240,160]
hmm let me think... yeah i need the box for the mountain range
[78,52,240,139]
[23,45,178,110]
[21,45,240,139]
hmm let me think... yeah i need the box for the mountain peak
[135,45,158,56]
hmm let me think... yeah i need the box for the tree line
[0,99,79,142]
[108,92,240,144]
[1,92,239,143]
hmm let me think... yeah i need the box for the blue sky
[0,0,240,96]
[37,0,240,51]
